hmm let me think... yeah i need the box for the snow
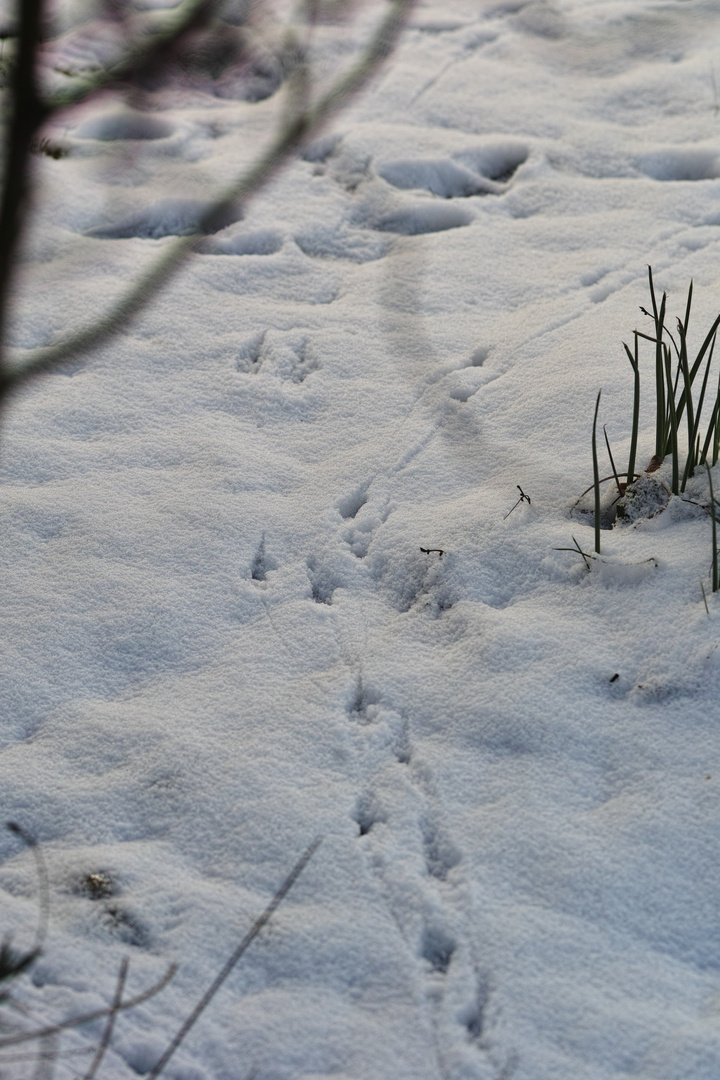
[2,0,720,1077]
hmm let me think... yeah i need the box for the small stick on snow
[504,486,531,519]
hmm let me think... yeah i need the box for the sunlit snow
[2,2,720,1078]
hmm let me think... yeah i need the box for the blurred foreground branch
[0,0,417,407]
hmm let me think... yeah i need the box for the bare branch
[0,0,418,401]
[44,0,215,113]
[0,0,46,366]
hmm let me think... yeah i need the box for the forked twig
[503,485,531,520]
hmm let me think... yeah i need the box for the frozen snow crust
[3,1,720,1077]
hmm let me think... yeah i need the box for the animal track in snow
[306,556,342,605]
[294,222,391,263]
[352,790,385,836]
[379,158,496,198]
[236,331,319,383]
[75,111,174,141]
[421,922,457,974]
[338,489,388,559]
[466,345,490,367]
[346,673,380,722]
[421,813,463,881]
[369,201,473,236]
[250,534,278,582]
[341,690,490,1075]
[460,975,492,1044]
[235,332,265,374]
[343,522,375,559]
[454,143,529,183]
[197,229,284,257]
[378,144,528,199]
[301,133,343,164]
[372,546,458,616]
[637,147,720,182]
[337,483,370,520]
[86,198,243,239]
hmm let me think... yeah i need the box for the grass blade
[592,390,602,554]
[663,343,679,493]
[677,318,696,491]
[707,463,719,592]
[701,579,710,615]
[553,537,593,571]
[683,308,720,395]
[683,330,716,488]
[82,958,128,1080]
[623,332,640,484]
[648,267,667,458]
[603,425,623,496]
[700,366,720,465]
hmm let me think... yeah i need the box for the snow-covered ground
[2,1,720,1077]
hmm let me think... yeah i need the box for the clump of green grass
[620,267,720,495]
[586,268,720,587]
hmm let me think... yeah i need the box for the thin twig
[30,1029,57,1080]
[147,837,322,1080]
[701,580,710,616]
[81,957,128,1080]
[0,965,177,1049]
[0,1046,93,1064]
[6,823,50,958]
[503,485,531,519]
[553,536,594,571]
[575,472,630,501]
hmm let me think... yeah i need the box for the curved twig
[575,472,629,502]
